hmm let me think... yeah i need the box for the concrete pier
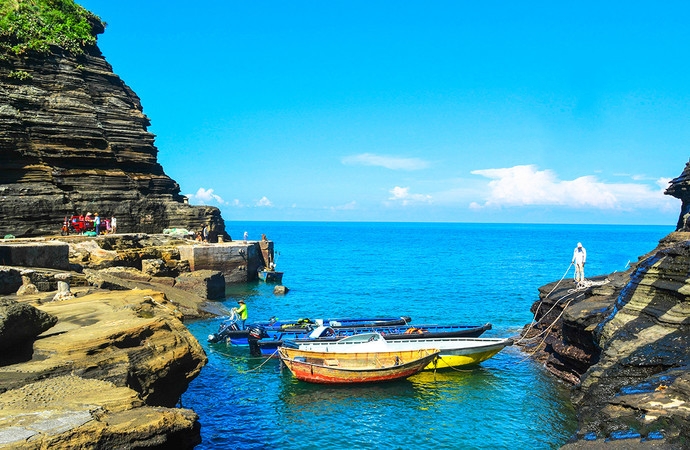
[0,240,70,270]
[178,241,269,283]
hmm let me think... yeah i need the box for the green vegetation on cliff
[0,0,101,54]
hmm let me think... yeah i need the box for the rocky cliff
[0,4,226,238]
[665,159,690,232]
[0,289,206,448]
[520,162,690,447]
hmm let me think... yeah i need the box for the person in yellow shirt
[233,299,248,329]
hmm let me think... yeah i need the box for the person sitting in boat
[232,299,248,329]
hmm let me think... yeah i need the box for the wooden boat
[256,323,492,356]
[258,269,283,283]
[207,315,413,344]
[287,332,513,370]
[278,346,440,384]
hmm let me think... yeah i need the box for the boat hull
[208,316,414,344]
[279,347,439,384]
[292,334,513,371]
[257,323,492,355]
[384,337,512,369]
[258,270,283,283]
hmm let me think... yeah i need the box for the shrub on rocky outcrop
[0,0,101,55]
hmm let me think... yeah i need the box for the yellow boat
[289,332,513,370]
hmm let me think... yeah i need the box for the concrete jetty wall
[178,241,271,283]
[0,241,70,270]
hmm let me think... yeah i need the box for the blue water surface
[181,222,672,450]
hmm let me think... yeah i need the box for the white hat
[577,242,582,248]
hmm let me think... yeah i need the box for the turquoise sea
[181,222,673,450]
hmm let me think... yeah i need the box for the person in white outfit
[572,242,587,283]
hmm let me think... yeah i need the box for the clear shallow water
[182,222,673,449]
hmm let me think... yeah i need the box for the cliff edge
[0,1,226,238]
[520,160,690,447]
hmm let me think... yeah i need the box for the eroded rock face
[0,289,207,407]
[0,267,22,294]
[174,270,225,300]
[665,159,690,231]
[0,40,226,238]
[571,233,690,444]
[0,298,57,362]
[521,233,690,446]
[0,375,201,449]
[518,271,633,385]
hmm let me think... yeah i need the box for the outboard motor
[247,325,266,357]
[208,319,240,343]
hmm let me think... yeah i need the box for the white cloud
[256,196,273,207]
[470,165,675,211]
[342,153,430,170]
[185,187,226,205]
[330,201,358,211]
[388,186,432,206]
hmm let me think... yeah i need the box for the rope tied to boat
[243,349,280,373]
[512,293,583,364]
[513,263,573,345]
[511,264,614,364]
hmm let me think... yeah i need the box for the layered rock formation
[0,13,226,238]
[572,233,690,445]
[0,289,206,447]
[520,162,690,447]
[0,375,201,449]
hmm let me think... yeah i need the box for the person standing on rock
[111,216,117,234]
[202,224,209,242]
[94,213,101,234]
[233,299,248,329]
[572,242,587,284]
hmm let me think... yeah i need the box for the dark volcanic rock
[518,271,633,384]
[0,298,57,363]
[571,234,690,445]
[519,163,690,447]
[665,158,690,231]
[0,35,228,239]
[521,233,690,447]
[0,266,22,294]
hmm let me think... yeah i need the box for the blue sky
[76,1,689,225]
